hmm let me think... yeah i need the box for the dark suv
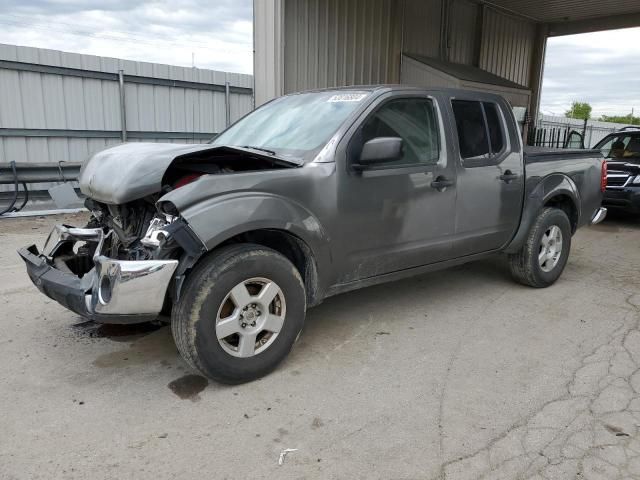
[594,129,640,214]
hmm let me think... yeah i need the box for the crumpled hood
[79,143,215,204]
[79,142,300,205]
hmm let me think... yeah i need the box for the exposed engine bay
[84,197,171,261]
[162,147,294,187]
[67,145,299,272]
[23,193,202,322]
[47,201,179,290]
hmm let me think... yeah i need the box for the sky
[540,27,640,118]
[0,2,638,118]
[0,0,254,74]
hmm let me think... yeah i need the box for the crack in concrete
[436,288,512,475]
[436,293,640,480]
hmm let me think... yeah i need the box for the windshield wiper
[241,145,276,156]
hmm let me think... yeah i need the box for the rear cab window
[483,102,504,153]
[451,100,506,164]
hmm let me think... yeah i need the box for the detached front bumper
[18,226,178,324]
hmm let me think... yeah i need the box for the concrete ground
[1,212,639,480]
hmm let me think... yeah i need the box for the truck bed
[524,146,602,163]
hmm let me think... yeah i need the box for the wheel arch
[544,193,579,233]
[169,193,332,305]
[215,228,322,307]
[504,173,580,254]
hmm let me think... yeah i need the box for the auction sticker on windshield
[327,93,368,102]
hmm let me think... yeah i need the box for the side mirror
[358,137,403,166]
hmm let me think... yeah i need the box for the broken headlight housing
[140,214,177,248]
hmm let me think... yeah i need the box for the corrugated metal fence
[0,43,254,167]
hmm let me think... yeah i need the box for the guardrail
[0,161,83,216]
[0,162,81,185]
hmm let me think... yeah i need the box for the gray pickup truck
[19,86,607,383]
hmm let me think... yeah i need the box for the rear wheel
[172,244,306,384]
[508,207,572,288]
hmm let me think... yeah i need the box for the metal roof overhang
[478,0,640,36]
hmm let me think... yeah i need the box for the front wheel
[508,207,572,288]
[172,244,306,384]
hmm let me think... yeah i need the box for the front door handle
[430,176,454,191]
[499,170,519,183]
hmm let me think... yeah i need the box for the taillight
[600,160,607,192]
[174,173,203,189]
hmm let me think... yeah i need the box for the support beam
[0,128,215,140]
[548,12,640,37]
[439,0,452,61]
[118,70,127,142]
[225,81,231,127]
[472,3,485,68]
[253,0,285,106]
[527,23,548,132]
[0,60,252,94]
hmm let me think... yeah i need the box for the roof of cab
[289,84,507,99]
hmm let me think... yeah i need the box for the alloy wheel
[538,225,563,273]
[215,277,286,358]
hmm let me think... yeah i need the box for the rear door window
[451,100,489,159]
[451,100,505,161]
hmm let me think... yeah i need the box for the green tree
[599,114,640,125]
[565,101,592,120]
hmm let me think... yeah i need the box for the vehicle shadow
[67,256,511,384]
[60,212,636,386]
[297,256,511,349]
[597,210,640,229]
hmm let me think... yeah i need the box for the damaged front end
[18,141,299,323]
[18,208,203,324]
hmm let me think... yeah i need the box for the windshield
[211,91,371,162]
[595,133,640,163]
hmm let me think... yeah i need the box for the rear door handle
[430,176,454,191]
[499,170,519,183]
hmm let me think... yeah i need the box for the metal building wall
[478,7,536,87]
[448,0,480,65]
[404,0,536,88]
[254,0,539,108]
[282,0,403,93]
[402,0,442,59]
[0,43,253,166]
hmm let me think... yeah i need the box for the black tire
[172,243,306,384]
[508,207,572,288]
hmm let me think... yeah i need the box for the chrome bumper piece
[91,255,178,315]
[22,225,178,322]
[591,207,607,225]
[43,225,105,257]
